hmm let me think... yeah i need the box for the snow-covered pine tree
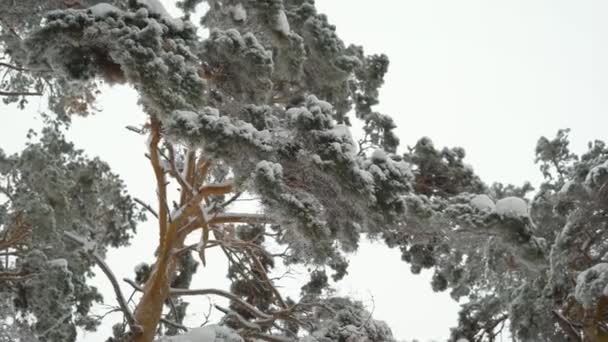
[0,1,606,341]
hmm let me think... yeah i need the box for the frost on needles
[0,1,607,342]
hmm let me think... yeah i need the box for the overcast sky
[1,1,607,341]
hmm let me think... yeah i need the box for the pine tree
[0,1,606,342]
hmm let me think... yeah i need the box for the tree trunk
[133,256,175,342]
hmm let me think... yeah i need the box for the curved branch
[63,231,139,330]
[123,278,271,320]
[170,287,272,319]
[134,197,159,219]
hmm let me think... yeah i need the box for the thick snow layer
[48,258,68,269]
[559,180,576,195]
[173,110,201,130]
[371,149,387,162]
[575,263,608,309]
[230,3,247,22]
[137,0,184,30]
[256,161,283,182]
[88,3,122,17]
[138,0,171,18]
[274,10,290,35]
[585,160,608,191]
[495,196,528,218]
[331,124,352,140]
[157,325,243,342]
[470,194,495,212]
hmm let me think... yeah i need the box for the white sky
[1,1,607,341]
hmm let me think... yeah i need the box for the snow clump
[470,194,495,213]
[156,325,242,342]
[230,3,247,22]
[495,196,528,218]
[88,3,123,17]
[575,263,608,309]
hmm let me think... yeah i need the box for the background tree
[0,1,606,342]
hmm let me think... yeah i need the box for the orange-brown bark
[134,118,179,342]
[131,125,256,341]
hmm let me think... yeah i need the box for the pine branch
[160,317,188,332]
[63,231,140,332]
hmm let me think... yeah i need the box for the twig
[209,213,271,225]
[201,297,213,326]
[134,197,159,219]
[125,125,144,134]
[172,240,221,256]
[220,192,243,209]
[160,317,188,332]
[0,90,42,97]
[216,304,262,331]
[246,248,287,309]
[37,312,72,338]
[552,309,582,341]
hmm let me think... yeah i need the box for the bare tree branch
[0,62,51,73]
[251,332,296,342]
[134,197,159,219]
[0,211,31,250]
[0,270,33,281]
[124,278,272,320]
[0,90,42,97]
[209,213,271,225]
[553,309,582,342]
[160,317,188,332]
[148,118,168,241]
[0,62,26,71]
[246,248,287,309]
